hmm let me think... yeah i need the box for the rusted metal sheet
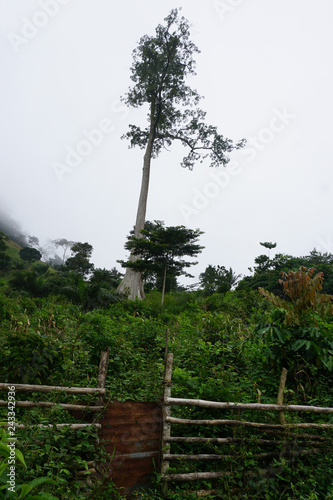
[99,400,162,495]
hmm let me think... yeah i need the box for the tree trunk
[117,263,145,301]
[118,102,156,300]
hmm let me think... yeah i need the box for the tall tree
[119,221,204,304]
[117,9,245,300]
[52,238,76,263]
[260,241,277,258]
[65,242,94,277]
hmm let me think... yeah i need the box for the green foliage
[0,244,332,498]
[122,8,244,169]
[84,267,122,309]
[10,425,105,500]
[257,267,333,374]
[238,247,333,295]
[0,233,10,271]
[199,265,241,295]
[120,221,204,301]
[0,427,58,499]
[259,241,277,250]
[65,242,94,277]
[19,248,42,263]
[0,255,11,272]
[0,328,64,384]
[30,263,49,276]
[0,234,9,254]
[9,270,49,298]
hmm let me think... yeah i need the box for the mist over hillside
[0,205,28,247]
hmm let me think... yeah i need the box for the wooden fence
[161,353,333,494]
[0,349,109,478]
[0,349,109,427]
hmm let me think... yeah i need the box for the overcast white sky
[1,0,333,284]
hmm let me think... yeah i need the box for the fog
[1,0,333,283]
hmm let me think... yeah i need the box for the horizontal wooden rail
[167,416,333,429]
[161,356,333,490]
[163,461,316,483]
[166,436,326,446]
[163,448,323,462]
[0,400,104,411]
[164,453,228,461]
[166,436,256,444]
[166,397,333,414]
[0,383,105,395]
[162,466,287,482]
[163,470,230,482]
[1,423,101,430]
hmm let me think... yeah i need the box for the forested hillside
[0,229,332,499]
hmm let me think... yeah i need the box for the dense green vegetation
[0,232,332,499]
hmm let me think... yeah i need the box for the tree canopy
[237,245,333,296]
[52,238,76,263]
[19,247,42,263]
[260,242,277,251]
[122,8,244,169]
[119,221,204,304]
[65,242,94,277]
[199,265,241,295]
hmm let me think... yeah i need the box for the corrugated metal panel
[99,400,162,495]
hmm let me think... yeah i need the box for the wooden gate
[0,348,163,496]
[161,353,333,495]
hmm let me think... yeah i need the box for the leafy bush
[0,330,64,384]
[0,427,58,499]
[257,267,333,375]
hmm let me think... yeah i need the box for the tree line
[1,228,333,310]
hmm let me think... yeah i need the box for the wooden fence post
[95,349,110,453]
[97,349,110,391]
[277,367,288,425]
[161,352,174,476]
[96,348,110,407]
